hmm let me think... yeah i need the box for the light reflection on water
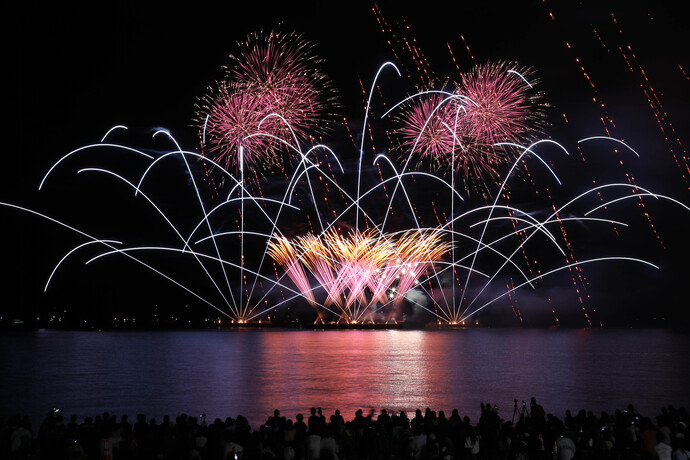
[1,328,688,428]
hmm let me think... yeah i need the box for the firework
[267,229,449,323]
[6,19,686,328]
[195,31,337,175]
[197,83,278,171]
[457,61,546,149]
[6,124,683,326]
[266,235,316,306]
[397,91,461,166]
[396,61,547,196]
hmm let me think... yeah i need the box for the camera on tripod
[512,398,528,424]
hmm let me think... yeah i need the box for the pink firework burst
[453,61,547,194]
[199,83,281,171]
[196,31,337,175]
[397,91,460,166]
[457,60,546,150]
[397,89,502,194]
[397,61,547,196]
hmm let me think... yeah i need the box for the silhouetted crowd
[2,399,689,460]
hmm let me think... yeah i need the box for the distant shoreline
[2,320,683,332]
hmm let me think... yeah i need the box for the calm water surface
[1,328,688,427]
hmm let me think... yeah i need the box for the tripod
[512,399,528,424]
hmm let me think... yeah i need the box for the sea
[1,327,688,429]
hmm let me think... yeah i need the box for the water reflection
[254,330,443,422]
[1,328,688,428]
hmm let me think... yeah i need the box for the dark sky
[6,1,689,327]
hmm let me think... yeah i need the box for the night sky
[6,1,689,328]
